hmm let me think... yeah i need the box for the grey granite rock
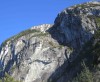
[0,1,100,82]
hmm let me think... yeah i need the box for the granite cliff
[0,1,100,82]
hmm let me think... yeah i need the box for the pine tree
[72,62,93,82]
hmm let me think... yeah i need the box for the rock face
[0,1,100,82]
[0,25,68,82]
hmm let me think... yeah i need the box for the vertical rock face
[54,2,100,49]
[0,27,68,82]
[0,1,100,82]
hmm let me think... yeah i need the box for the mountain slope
[0,1,100,82]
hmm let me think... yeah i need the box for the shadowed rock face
[0,1,100,82]
[54,1,100,47]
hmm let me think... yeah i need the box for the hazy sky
[0,0,91,44]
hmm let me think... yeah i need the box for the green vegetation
[58,45,64,49]
[72,62,93,82]
[0,73,20,82]
[13,29,39,40]
[68,15,100,82]
[0,29,50,48]
[70,28,100,68]
[11,65,16,72]
[87,15,100,28]
[29,32,49,41]
[95,17,100,28]
[1,29,40,47]
[74,3,100,9]
[48,41,64,49]
[35,32,49,37]
[67,47,73,52]
[49,41,56,48]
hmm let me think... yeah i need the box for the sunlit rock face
[31,24,53,33]
[0,1,100,82]
[0,26,67,82]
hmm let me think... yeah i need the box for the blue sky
[0,0,90,44]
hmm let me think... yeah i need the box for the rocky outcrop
[0,26,68,82]
[31,24,53,33]
[0,1,100,82]
[54,1,100,47]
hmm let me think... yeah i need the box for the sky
[0,0,91,44]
